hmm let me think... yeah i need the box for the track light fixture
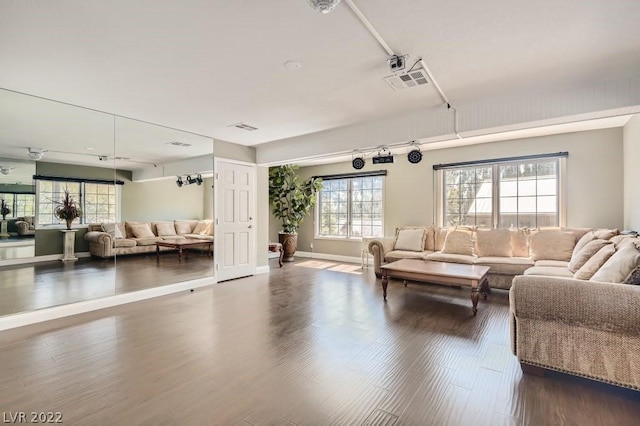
[177,174,203,188]
[176,176,184,188]
[352,151,365,170]
[407,141,423,164]
[27,148,45,161]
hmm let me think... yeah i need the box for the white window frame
[436,155,566,229]
[314,175,385,240]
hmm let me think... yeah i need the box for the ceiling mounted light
[407,141,423,164]
[0,166,12,175]
[308,0,341,14]
[27,148,44,161]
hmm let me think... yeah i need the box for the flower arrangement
[54,188,82,229]
[0,198,10,220]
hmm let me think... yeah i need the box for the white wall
[278,127,624,258]
[121,178,205,221]
[256,166,269,268]
[624,114,640,230]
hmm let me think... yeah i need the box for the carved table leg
[471,286,479,316]
[381,270,388,301]
[481,277,489,300]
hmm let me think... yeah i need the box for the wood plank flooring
[1,258,638,425]
[0,252,214,316]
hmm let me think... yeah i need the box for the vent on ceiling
[228,122,258,131]
[168,141,192,147]
[113,156,131,160]
[384,68,429,91]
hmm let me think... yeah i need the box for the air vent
[168,141,192,147]
[384,69,429,91]
[228,122,258,131]
[113,156,131,160]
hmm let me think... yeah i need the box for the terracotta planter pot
[278,232,298,262]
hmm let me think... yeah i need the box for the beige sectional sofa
[85,219,213,258]
[369,226,640,389]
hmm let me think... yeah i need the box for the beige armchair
[15,217,35,236]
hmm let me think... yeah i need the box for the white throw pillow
[193,220,211,235]
[394,228,426,252]
[574,244,616,280]
[130,223,155,239]
[590,243,640,283]
[175,221,193,235]
[101,222,123,239]
[155,222,177,237]
[571,231,596,259]
[568,239,612,273]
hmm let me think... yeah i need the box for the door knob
[248,225,253,229]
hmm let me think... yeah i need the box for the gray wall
[624,114,640,230]
[121,177,206,221]
[274,127,624,258]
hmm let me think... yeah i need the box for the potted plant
[269,165,322,262]
[54,188,82,229]
[0,198,10,220]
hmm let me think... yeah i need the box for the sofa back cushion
[101,222,123,239]
[129,223,155,239]
[573,244,616,280]
[509,229,530,258]
[154,222,177,237]
[476,229,512,257]
[394,228,426,252]
[434,227,449,251]
[442,228,476,256]
[590,243,640,283]
[529,230,575,261]
[568,239,612,273]
[175,220,196,235]
[125,221,153,238]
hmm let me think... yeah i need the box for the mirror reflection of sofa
[14,216,35,236]
[85,220,213,258]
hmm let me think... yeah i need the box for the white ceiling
[1,0,639,159]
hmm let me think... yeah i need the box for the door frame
[213,157,258,280]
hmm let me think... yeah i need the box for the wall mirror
[0,88,214,318]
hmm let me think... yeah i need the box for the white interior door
[214,159,256,281]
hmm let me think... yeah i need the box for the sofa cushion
[609,234,639,249]
[193,220,212,235]
[125,221,152,238]
[442,228,476,256]
[184,234,214,241]
[574,244,616,280]
[572,231,597,258]
[426,252,476,264]
[475,256,534,275]
[394,228,426,252]
[561,227,593,243]
[113,238,136,248]
[130,223,155,239]
[425,226,436,251]
[155,222,178,237]
[476,229,512,257]
[133,237,163,246]
[509,229,530,258]
[101,222,123,239]
[568,239,612,273]
[386,250,431,261]
[592,228,619,240]
[529,230,575,261]
[434,227,449,251]
[175,220,195,235]
[591,243,640,283]
[534,259,569,267]
[524,266,574,278]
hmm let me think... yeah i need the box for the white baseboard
[295,251,361,264]
[255,265,270,274]
[0,276,216,331]
[0,252,91,267]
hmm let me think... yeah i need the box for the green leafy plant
[269,165,322,234]
[0,198,10,220]
[54,188,82,229]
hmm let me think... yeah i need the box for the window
[37,180,118,226]
[316,175,384,238]
[0,193,35,218]
[439,154,565,229]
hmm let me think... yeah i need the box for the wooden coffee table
[380,259,490,315]
[156,238,213,263]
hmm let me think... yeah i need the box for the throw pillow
[101,222,123,239]
[590,243,640,283]
[425,226,435,251]
[574,244,616,280]
[571,231,596,258]
[394,228,426,252]
[593,228,619,240]
[509,229,530,258]
[175,221,193,235]
[624,266,640,285]
[434,227,449,251]
[442,228,476,256]
[193,220,212,235]
[476,229,512,257]
[155,222,177,237]
[130,223,155,239]
[609,234,638,249]
[568,239,612,273]
[528,230,575,261]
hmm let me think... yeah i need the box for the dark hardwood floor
[0,258,638,425]
[0,252,214,315]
